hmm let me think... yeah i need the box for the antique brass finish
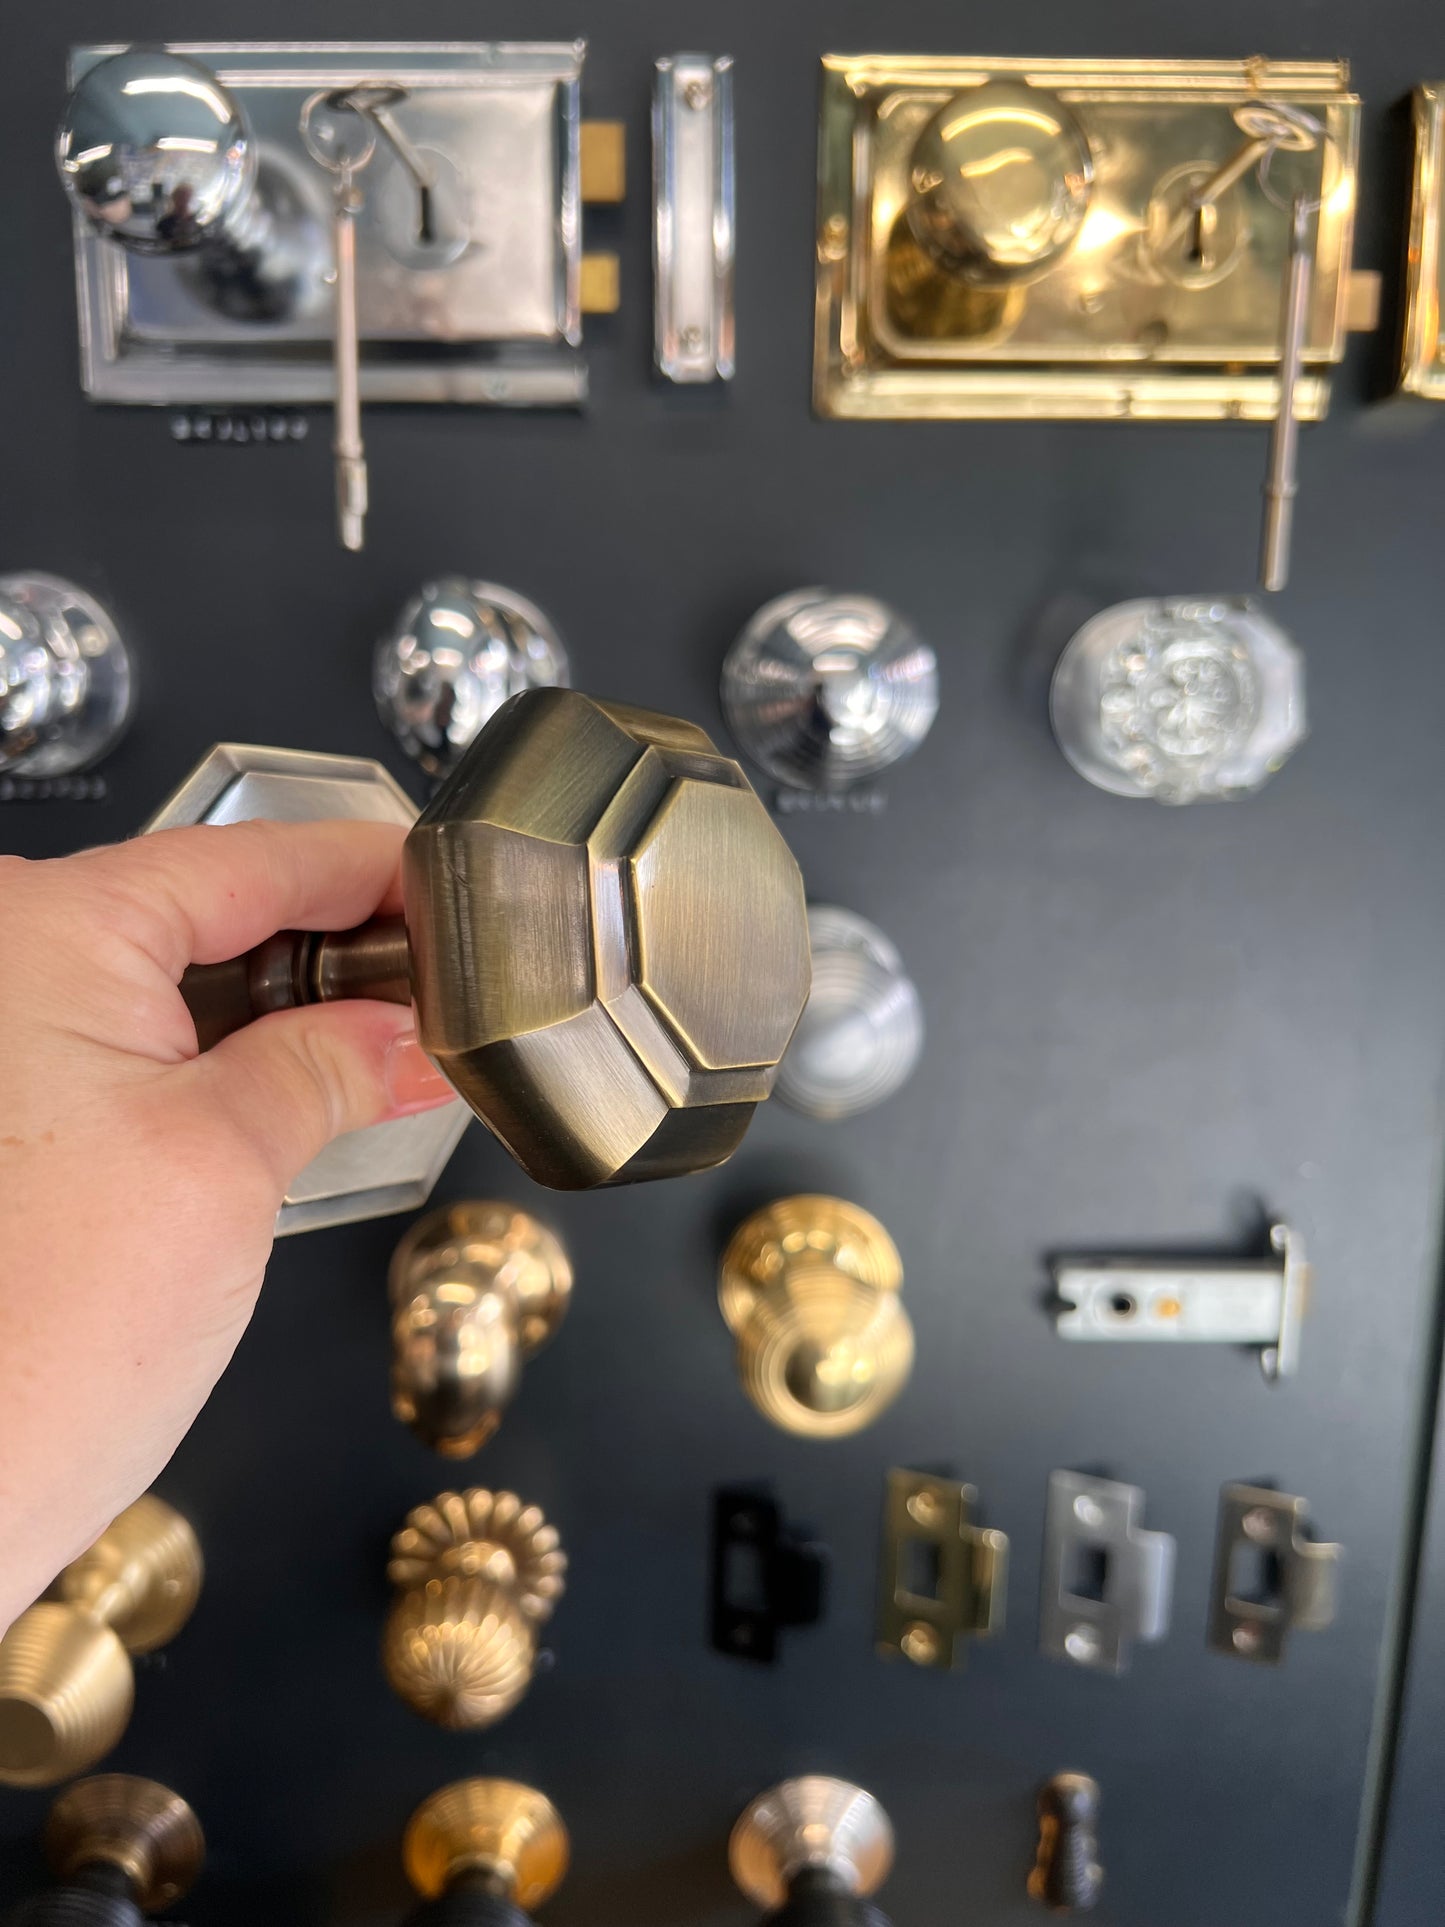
[816,56,1364,420]
[1028,1773,1103,1914]
[390,1202,573,1456]
[1401,85,1445,398]
[43,1775,205,1915]
[404,1780,569,1911]
[178,691,810,1191]
[0,1496,202,1788]
[719,1196,914,1438]
[730,1777,895,1911]
[384,1489,566,1729]
[877,1469,1007,1670]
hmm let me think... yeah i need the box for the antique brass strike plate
[1401,83,1445,398]
[815,55,1364,421]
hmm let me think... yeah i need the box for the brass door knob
[8,1774,206,1924]
[720,1197,914,1438]
[177,689,811,1189]
[402,1779,568,1926]
[730,1777,895,1927]
[390,1203,572,1456]
[0,1496,202,1788]
[907,79,1094,286]
[384,1489,566,1729]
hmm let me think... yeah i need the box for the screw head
[907,1489,942,1528]
[900,1621,941,1666]
[684,79,713,110]
[1242,1507,1276,1544]
[1064,1624,1101,1664]
[1232,1622,1264,1656]
[1072,1494,1106,1530]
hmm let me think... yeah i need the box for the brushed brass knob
[719,1197,913,1438]
[391,1203,572,1457]
[730,1777,894,1919]
[0,1496,202,1788]
[384,1490,566,1730]
[404,1780,569,1916]
[41,1774,205,1916]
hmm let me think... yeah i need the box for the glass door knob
[0,574,132,778]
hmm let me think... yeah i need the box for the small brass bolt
[907,1489,942,1528]
[900,1621,941,1666]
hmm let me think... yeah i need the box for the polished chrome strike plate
[1401,83,1445,398]
[1208,1483,1340,1663]
[815,55,1367,421]
[1052,1221,1307,1380]
[877,1469,1007,1670]
[1040,1472,1175,1675]
[653,54,735,381]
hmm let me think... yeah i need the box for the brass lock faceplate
[1401,84,1445,398]
[815,55,1362,421]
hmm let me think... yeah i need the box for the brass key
[1159,100,1320,263]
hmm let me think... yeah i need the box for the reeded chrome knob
[375,579,570,778]
[1050,596,1306,803]
[777,907,923,1121]
[730,1778,895,1920]
[722,589,938,791]
[0,574,132,777]
[56,48,253,253]
[403,1779,569,1922]
[907,79,1094,286]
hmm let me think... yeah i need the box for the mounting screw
[1242,1507,1276,1544]
[684,79,713,110]
[900,1621,941,1666]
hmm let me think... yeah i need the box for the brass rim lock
[730,1777,895,1927]
[176,689,811,1192]
[0,1496,202,1788]
[402,1779,569,1926]
[390,1203,573,1457]
[384,1489,566,1729]
[1028,1773,1103,1914]
[720,1196,914,1438]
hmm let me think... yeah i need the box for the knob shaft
[0,575,132,778]
[730,1778,895,1927]
[776,907,923,1121]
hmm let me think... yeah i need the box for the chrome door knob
[777,907,923,1121]
[375,579,570,777]
[722,589,938,791]
[730,1778,895,1927]
[56,47,253,253]
[0,574,133,777]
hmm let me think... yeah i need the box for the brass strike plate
[1401,83,1445,397]
[815,55,1363,421]
[876,1469,1007,1671]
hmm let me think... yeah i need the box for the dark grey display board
[2,4,1444,1924]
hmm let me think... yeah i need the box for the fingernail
[385,1031,456,1116]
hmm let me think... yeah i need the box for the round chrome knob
[1050,596,1306,804]
[0,573,133,777]
[374,578,570,778]
[56,47,253,253]
[907,79,1093,286]
[777,907,923,1121]
[730,1777,894,1910]
[722,589,938,791]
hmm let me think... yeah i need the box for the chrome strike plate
[1052,1221,1307,1380]
[653,54,735,381]
[876,1469,1007,1671]
[1040,1471,1175,1675]
[1208,1484,1341,1663]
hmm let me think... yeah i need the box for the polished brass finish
[43,1775,205,1915]
[580,121,627,203]
[1402,85,1445,398]
[0,1495,202,1788]
[405,1780,569,1910]
[178,691,810,1191]
[730,1777,895,1909]
[579,253,622,313]
[816,55,1363,420]
[384,1489,566,1729]
[390,1202,573,1456]
[877,1469,1007,1670]
[720,1196,913,1437]
[1029,1773,1103,1914]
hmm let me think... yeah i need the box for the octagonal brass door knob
[390,1203,572,1457]
[0,1496,202,1789]
[383,1489,566,1730]
[402,1779,569,1927]
[178,689,811,1189]
[730,1777,895,1927]
[10,1774,206,1923]
[719,1197,914,1438]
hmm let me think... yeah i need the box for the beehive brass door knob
[402,1780,569,1927]
[7,1774,206,1927]
[177,688,811,1189]
[390,1203,572,1456]
[0,1496,202,1788]
[730,1778,895,1927]
[384,1490,566,1729]
[720,1198,914,1437]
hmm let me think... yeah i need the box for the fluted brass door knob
[391,1203,572,1457]
[402,1779,569,1926]
[0,1496,202,1788]
[730,1777,895,1927]
[384,1489,566,1729]
[9,1774,206,1925]
[720,1197,914,1438]
[178,689,810,1189]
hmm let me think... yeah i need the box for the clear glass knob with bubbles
[0,573,133,778]
[777,906,923,1121]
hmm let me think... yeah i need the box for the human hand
[0,820,454,1632]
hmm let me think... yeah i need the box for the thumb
[192,1002,457,1189]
